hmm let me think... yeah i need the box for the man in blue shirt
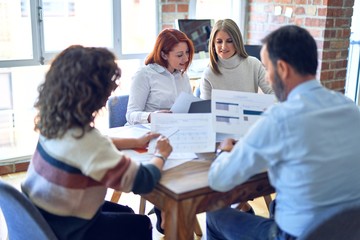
[207,25,360,239]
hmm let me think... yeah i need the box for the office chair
[108,95,129,128]
[297,206,360,240]
[194,86,201,98]
[0,180,58,240]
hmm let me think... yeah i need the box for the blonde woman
[200,19,273,100]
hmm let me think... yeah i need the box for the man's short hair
[262,25,318,76]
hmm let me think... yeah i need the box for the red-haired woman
[126,28,195,125]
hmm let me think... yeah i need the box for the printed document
[148,113,216,153]
[170,91,203,113]
[104,124,198,170]
[212,89,276,136]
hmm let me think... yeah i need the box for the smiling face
[162,42,190,73]
[214,30,236,60]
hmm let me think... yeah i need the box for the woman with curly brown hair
[21,45,172,240]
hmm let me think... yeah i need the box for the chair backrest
[107,95,129,128]
[0,180,58,240]
[297,206,360,240]
[194,86,201,98]
[244,45,262,60]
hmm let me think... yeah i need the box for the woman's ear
[161,51,168,60]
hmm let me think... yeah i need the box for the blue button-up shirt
[209,80,360,236]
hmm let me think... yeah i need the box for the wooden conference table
[141,152,275,240]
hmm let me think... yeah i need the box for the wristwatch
[154,152,167,163]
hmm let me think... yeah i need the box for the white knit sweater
[200,54,273,100]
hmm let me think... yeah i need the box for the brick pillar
[320,0,354,92]
[247,0,355,92]
[159,0,190,30]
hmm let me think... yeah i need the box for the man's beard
[272,70,287,102]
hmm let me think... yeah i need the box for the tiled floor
[0,171,273,240]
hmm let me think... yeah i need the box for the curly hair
[34,45,121,139]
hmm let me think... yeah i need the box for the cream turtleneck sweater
[200,54,273,100]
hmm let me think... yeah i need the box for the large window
[0,0,157,162]
[42,1,114,59]
[119,0,158,58]
[0,0,34,65]
[189,0,247,41]
[0,0,158,67]
[345,0,360,105]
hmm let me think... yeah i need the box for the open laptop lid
[171,92,203,113]
[189,100,211,113]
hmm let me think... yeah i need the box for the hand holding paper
[212,89,276,136]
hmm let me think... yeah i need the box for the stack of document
[150,90,276,153]
[105,90,276,170]
[211,90,276,136]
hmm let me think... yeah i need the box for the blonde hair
[208,19,248,75]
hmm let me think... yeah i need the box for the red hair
[145,29,194,72]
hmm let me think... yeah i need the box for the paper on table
[148,113,216,153]
[212,89,276,136]
[104,124,150,138]
[105,124,198,170]
[170,91,203,113]
[216,132,243,142]
[121,149,197,170]
[163,152,198,171]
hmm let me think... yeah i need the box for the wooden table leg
[163,198,196,240]
[194,216,203,236]
[110,190,122,203]
[263,194,272,211]
[139,196,146,215]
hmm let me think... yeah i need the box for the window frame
[0,0,159,67]
[115,0,159,60]
[188,0,248,42]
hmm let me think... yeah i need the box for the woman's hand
[111,132,159,150]
[154,135,173,160]
[147,110,172,123]
[150,135,173,170]
[135,132,160,149]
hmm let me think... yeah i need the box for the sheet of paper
[104,124,150,138]
[212,89,276,136]
[121,149,197,170]
[170,91,203,113]
[216,133,243,142]
[163,152,198,171]
[148,113,216,153]
[104,124,199,170]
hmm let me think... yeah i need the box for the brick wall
[160,0,190,29]
[161,0,355,92]
[247,0,354,92]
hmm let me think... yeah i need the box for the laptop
[188,100,211,113]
